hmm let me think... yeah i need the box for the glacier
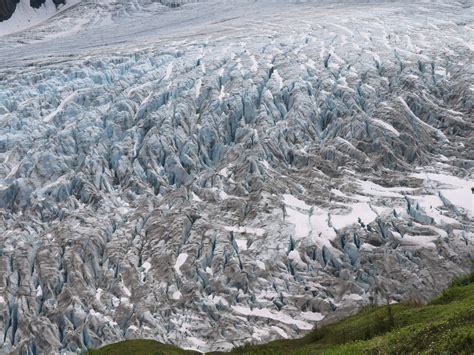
[0,0,473,353]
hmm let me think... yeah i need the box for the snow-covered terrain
[0,0,82,36]
[0,0,473,353]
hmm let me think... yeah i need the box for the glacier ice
[0,0,473,353]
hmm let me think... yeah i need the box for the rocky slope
[0,0,19,22]
[0,0,473,354]
[0,0,79,36]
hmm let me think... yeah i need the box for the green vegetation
[88,272,474,354]
[87,339,201,355]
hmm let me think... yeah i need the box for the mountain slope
[88,272,474,354]
[0,0,81,36]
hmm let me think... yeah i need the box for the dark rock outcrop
[0,0,67,22]
[0,0,20,21]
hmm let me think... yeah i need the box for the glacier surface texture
[0,0,473,353]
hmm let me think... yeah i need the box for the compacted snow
[0,0,473,353]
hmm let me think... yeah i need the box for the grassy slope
[88,273,474,355]
[87,339,201,355]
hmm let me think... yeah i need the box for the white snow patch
[285,205,312,239]
[191,192,202,202]
[43,91,77,123]
[122,284,131,297]
[142,261,151,273]
[300,311,325,321]
[250,55,258,72]
[236,239,247,251]
[344,293,364,301]
[164,63,173,80]
[231,306,313,330]
[412,173,470,189]
[219,190,229,199]
[175,253,188,276]
[412,172,472,214]
[95,288,103,302]
[219,167,229,176]
[195,78,202,98]
[273,69,284,89]
[283,194,311,210]
[128,325,139,332]
[252,326,270,341]
[272,326,289,339]
[218,85,226,102]
[331,202,378,230]
[283,194,337,242]
[412,194,460,225]
[331,189,347,198]
[442,189,472,214]
[357,180,412,198]
[89,309,118,326]
[288,250,305,267]
[255,260,266,270]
